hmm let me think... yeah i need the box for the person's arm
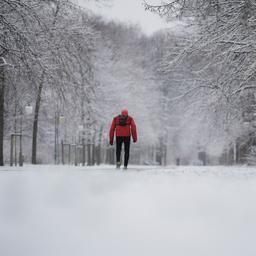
[109,118,116,145]
[131,118,137,143]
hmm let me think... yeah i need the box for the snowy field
[1,165,256,256]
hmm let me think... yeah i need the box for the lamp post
[10,103,33,167]
[18,107,23,166]
[54,112,64,164]
[54,112,59,164]
[78,124,85,166]
[20,104,33,166]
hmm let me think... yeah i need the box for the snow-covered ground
[0,165,256,256]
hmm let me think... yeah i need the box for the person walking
[109,109,137,169]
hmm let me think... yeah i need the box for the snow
[0,165,256,256]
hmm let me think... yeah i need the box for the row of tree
[144,0,256,164]
[1,0,169,166]
[2,0,256,166]
[0,0,103,165]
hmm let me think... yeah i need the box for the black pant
[116,136,131,167]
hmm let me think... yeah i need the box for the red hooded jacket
[109,115,137,144]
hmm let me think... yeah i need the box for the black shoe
[123,166,127,170]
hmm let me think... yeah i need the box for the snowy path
[0,165,256,256]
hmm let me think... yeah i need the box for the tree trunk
[0,67,5,166]
[31,73,44,164]
[91,131,96,165]
[87,143,91,166]
[92,143,95,165]
[96,126,103,165]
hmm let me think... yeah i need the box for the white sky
[75,0,171,35]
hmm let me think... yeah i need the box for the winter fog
[2,0,256,165]
[2,1,256,255]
